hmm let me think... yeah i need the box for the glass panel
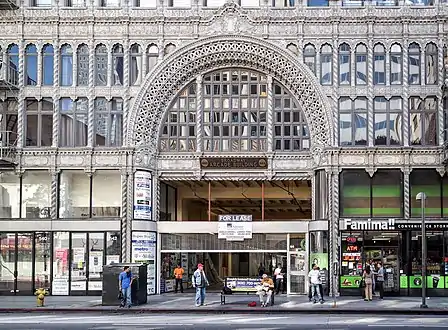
[339,113,352,146]
[320,53,332,85]
[16,233,33,293]
[88,233,104,292]
[71,233,87,292]
[77,44,89,86]
[60,45,73,86]
[340,170,370,217]
[390,52,402,85]
[52,232,70,294]
[106,232,121,265]
[411,169,441,217]
[59,171,90,218]
[0,172,20,218]
[95,45,108,86]
[92,171,121,217]
[355,44,367,85]
[42,45,54,86]
[0,233,15,294]
[425,43,438,85]
[372,170,402,217]
[21,171,51,219]
[35,232,51,290]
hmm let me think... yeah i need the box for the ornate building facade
[0,0,447,296]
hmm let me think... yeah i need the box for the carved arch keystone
[126,35,334,156]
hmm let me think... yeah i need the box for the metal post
[332,261,338,308]
[416,192,428,309]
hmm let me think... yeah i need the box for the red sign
[346,236,357,244]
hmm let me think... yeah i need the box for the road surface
[0,313,447,329]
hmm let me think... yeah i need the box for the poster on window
[131,231,157,295]
[133,171,153,220]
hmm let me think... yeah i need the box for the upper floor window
[77,44,89,86]
[355,44,367,85]
[373,96,402,146]
[272,0,295,7]
[42,44,54,86]
[287,43,299,57]
[303,44,316,75]
[59,98,88,147]
[338,43,351,85]
[410,96,437,146]
[94,98,123,147]
[320,44,332,85]
[307,0,329,6]
[373,44,386,85]
[112,44,124,86]
[130,44,143,86]
[338,97,367,146]
[147,44,159,74]
[25,98,53,147]
[25,44,37,86]
[164,43,176,56]
[95,44,108,86]
[60,44,73,87]
[63,0,84,6]
[425,43,438,85]
[99,0,120,6]
[408,43,421,85]
[7,44,19,86]
[390,44,402,85]
[30,0,51,6]
[133,0,156,7]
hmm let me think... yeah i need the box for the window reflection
[0,172,20,218]
[373,44,386,85]
[408,43,421,85]
[25,98,53,147]
[77,44,89,86]
[112,44,124,86]
[21,171,51,219]
[42,45,54,86]
[307,0,329,6]
[59,98,88,147]
[94,98,123,147]
[60,44,73,86]
[338,97,367,146]
[25,44,38,86]
[373,97,402,146]
[338,43,351,85]
[425,43,438,85]
[58,171,90,218]
[303,44,316,76]
[147,44,159,74]
[95,44,108,86]
[7,44,19,86]
[130,44,143,86]
[410,96,437,146]
[355,44,367,85]
[320,44,332,85]
[390,44,402,85]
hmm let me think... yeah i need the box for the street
[0,313,448,329]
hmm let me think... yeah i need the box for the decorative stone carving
[128,35,334,159]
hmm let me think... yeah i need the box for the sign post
[416,192,428,309]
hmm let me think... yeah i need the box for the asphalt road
[1,313,448,329]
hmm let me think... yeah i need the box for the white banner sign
[218,214,252,222]
[131,231,157,295]
[133,171,153,220]
[218,222,252,241]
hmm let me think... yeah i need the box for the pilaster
[196,74,203,153]
[37,44,42,87]
[52,42,60,148]
[367,38,374,147]
[17,40,25,149]
[50,169,60,219]
[438,39,445,146]
[402,24,410,147]
[88,40,95,147]
[125,169,134,262]
[402,167,411,219]
[152,172,160,222]
[267,75,273,152]
[121,169,129,262]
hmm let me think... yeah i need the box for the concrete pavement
[0,313,448,329]
[0,293,447,314]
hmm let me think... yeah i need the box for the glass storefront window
[53,232,69,295]
[442,176,448,217]
[71,233,87,292]
[16,233,33,293]
[0,172,20,218]
[410,231,443,277]
[59,171,90,218]
[92,171,121,217]
[340,170,370,217]
[35,232,51,289]
[309,231,328,270]
[411,169,441,217]
[340,232,363,277]
[371,170,402,217]
[0,233,16,294]
[106,232,121,264]
[21,171,51,219]
[88,233,104,291]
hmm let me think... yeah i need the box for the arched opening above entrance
[159,69,310,153]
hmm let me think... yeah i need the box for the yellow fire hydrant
[35,288,48,307]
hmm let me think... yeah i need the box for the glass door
[34,232,51,291]
[0,233,16,295]
[16,233,33,295]
[70,233,87,295]
[88,233,104,295]
[288,234,307,294]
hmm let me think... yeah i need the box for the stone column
[402,22,410,146]
[52,42,60,148]
[17,40,25,149]
[37,44,42,87]
[124,169,134,262]
[267,75,274,152]
[152,172,160,222]
[50,169,59,220]
[196,75,203,153]
[88,40,95,147]
[438,39,445,146]
[403,168,410,220]
[328,168,340,294]
[313,169,328,221]
[121,169,129,262]
[367,36,374,147]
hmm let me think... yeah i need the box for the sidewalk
[0,293,447,314]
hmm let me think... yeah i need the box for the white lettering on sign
[343,218,395,230]
[218,214,253,222]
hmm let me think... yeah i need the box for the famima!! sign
[343,219,395,230]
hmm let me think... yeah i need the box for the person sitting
[257,274,274,307]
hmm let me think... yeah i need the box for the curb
[0,307,447,315]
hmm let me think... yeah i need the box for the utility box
[102,263,147,306]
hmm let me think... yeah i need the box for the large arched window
[408,43,421,85]
[95,44,108,86]
[373,43,386,85]
[355,44,367,85]
[112,44,124,86]
[338,43,351,85]
[42,44,54,86]
[320,44,332,85]
[77,44,89,86]
[303,44,316,75]
[130,44,143,86]
[159,69,310,153]
[7,44,19,85]
[25,44,38,86]
[60,44,73,86]
[390,44,402,85]
[425,42,438,85]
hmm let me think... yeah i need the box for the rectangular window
[355,54,367,85]
[59,98,88,147]
[411,169,441,217]
[340,170,371,217]
[0,172,20,218]
[25,98,53,147]
[320,54,332,85]
[373,54,386,85]
[91,170,121,217]
[339,54,351,85]
[21,171,51,219]
[58,171,90,218]
[371,170,402,217]
[390,53,402,84]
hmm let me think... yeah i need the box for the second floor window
[338,43,351,85]
[373,97,402,146]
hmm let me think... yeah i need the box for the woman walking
[363,265,374,301]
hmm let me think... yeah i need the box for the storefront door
[288,234,307,294]
[364,246,400,295]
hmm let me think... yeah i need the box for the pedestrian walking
[174,264,184,293]
[118,266,133,308]
[363,265,374,301]
[308,264,323,304]
[273,265,284,295]
[192,263,209,307]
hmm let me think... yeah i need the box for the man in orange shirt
[174,264,184,293]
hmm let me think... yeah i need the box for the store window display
[0,172,20,218]
[59,171,90,218]
[21,171,51,219]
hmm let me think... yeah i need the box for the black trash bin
[102,263,148,306]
